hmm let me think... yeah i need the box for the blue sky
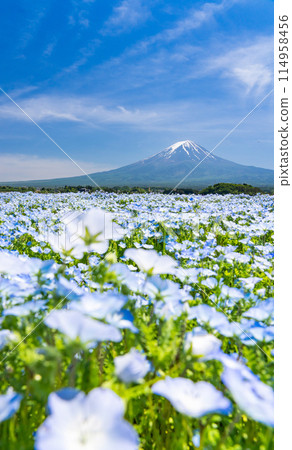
[0,0,274,181]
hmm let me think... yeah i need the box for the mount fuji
[5,140,273,188]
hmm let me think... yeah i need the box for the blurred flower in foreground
[124,249,177,275]
[144,275,191,303]
[188,304,228,328]
[107,310,138,334]
[115,349,151,383]
[185,329,222,360]
[243,298,274,321]
[192,430,200,448]
[0,388,22,423]
[0,329,15,350]
[222,365,274,427]
[3,300,47,317]
[69,292,127,319]
[35,388,139,450]
[0,251,43,275]
[152,377,232,417]
[45,310,122,344]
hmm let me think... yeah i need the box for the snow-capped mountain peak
[159,140,216,161]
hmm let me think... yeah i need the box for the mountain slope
[3,140,274,188]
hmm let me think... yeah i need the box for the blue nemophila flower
[69,292,127,319]
[31,245,42,253]
[142,243,154,249]
[154,297,187,320]
[107,310,138,333]
[0,388,22,423]
[45,310,122,344]
[192,430,200,448]
[238,319,274,344]
[199,268,217,277]
[35,388,139,450]
[239,277,261,290]
[201,277,217,289]
[188,304,227,328]
[0,329,15,349]
[224,252,250,264]
[243,298,274,321]
[143,276,191,303]
[3,300,47,317]
[188,304,242,338]
[215,321,242,338]
[124,249,177,275]
[55,276,84,301]
[174,267,200,283]
[256,288,266,297]
[114,348,151,383]
[111,263,146,291]
[220,285,244,300]
[0,251,42,275]
[222,365,274,427]
[252,255,272,271]
[152,377,232,418]
[185,328,222,359]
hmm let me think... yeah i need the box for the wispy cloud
[0,90,243,138]
[207,36,273,94]
[0,94,163,127]
[155,0,232,42]
[102,0,150,35]
[43,39,57,57]
[86,42,201,95]
[0,154,115,182]
[59,38,101,75]
[85,0,241,94]
[68,1,93,29]
[18,7,47,51]
[6,86,39,98]
[131,0,239,51]
[0,90,269,139]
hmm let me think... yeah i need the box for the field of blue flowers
[0,192,274,449]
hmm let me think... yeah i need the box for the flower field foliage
[0,191,274,449]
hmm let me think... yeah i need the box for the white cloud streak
[0,94,163,127]
[132,0,239,51]
[0,91,239,135]
[102,0,150,35]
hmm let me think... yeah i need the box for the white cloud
[0,154,115,182]
[208,37,273,94]
[0,94,162,127]
[157,0,230,42]
[102,0,150,35]
[68,2,92,29]
[133,0,239,50]
[88,0,241,91]
[1,92,230,133]
[6,86,39,98]
[43,39,57,57]
[59,38,101,75]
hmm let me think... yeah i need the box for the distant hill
[2,140,274,188]
[200,183,267,195]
